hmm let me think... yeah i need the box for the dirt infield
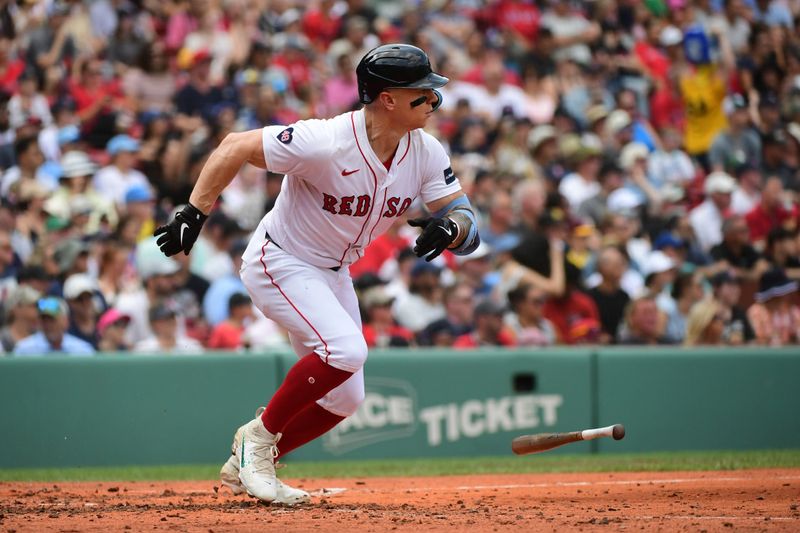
[2,469,798,532]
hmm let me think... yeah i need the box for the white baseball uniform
[239,109,461,416]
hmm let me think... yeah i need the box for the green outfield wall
[0,348,798,468]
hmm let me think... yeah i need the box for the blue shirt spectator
[13,297,95,356]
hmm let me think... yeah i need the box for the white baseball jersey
[260,109,461,269]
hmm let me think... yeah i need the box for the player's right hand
[408,216,458,262]
[154,203,208,256]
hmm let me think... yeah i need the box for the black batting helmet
[356,44,449,105]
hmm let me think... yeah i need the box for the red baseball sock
[275,403,345,459]
[261,353,352,434]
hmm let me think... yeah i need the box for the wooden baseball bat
[512,424,625,455]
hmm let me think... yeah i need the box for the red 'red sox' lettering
[323,194,412,217]
[382,197,413,217]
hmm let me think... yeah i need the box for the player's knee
[346,334,369,370]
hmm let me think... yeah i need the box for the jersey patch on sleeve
[443,166,456,185]
[277,127,294,145]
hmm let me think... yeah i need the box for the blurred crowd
[2,0,800,356]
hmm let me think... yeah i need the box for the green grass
[1,450,799,482]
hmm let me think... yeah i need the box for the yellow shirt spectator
[680,66,728,155]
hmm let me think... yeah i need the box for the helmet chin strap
[410,89,443,111]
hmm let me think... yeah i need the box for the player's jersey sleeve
[262,120,334,183]
[419,133,462,204]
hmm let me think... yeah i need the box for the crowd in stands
[2,0,800,356]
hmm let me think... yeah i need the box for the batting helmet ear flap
[431,89,443,111]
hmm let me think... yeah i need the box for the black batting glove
[408,217,458,262]
[154,203,208,256]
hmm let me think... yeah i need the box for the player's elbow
[217,130,265,168]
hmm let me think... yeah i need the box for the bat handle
[580,424,625,441]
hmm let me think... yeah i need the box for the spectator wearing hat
[678,25,735,165]
[577,162,623,227]
[93,134,149,207]
[710,216,770,281]
[133,303,203,354]
[13,296,95,356]
[203,239,247,327]
[618,296,669,345]
[684,298,726,346]
[506,283,556,347]
[602,110,634,154]
[207,293,255,350]
[760,130,795,187]
[745,177,798,249]
[558,142,603,210]
[394,260,446,333]
[566,224,595,270]
[174,48,226,122]
[689,170,737,252]
[418,282,475,347]
[116,237,182,345]
[0,285,41,352]
[63,272,105,348]
[654,231,688,265]
[710,270,755,345]
[52,238,91,281]
[360,286,414,348]
[619,141,661,211]
[731,163,763,216]
[96,308,132,352]
[123,184,156,243]
[709,93,761,173]
[747,268,800,345]
[642,249,679,301]
[765,228,800,280]
[755,94,783,136]
[453,298,516,349]
[43,150,116,235]
[527,125,563,184]
[455,242,496,297]
[587,246,631,344]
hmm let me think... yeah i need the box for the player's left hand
[154,203,208,256]
[408,217,458,261]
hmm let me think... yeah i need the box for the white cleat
[222,409,311,505]
[221,453,310,504]
[235,417,280,502]
[274,478,311,505]
[220,453,246,495]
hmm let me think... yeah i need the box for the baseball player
[155,44,480,504]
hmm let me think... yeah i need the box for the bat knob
[612,424,626,440]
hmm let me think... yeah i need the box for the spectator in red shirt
[207,293,254,350]
[360,286,414,348]
[69,59,125,148]
[0,37,25,94]
[745,177,797,248]
[542,261,601,344]
[301,0,341,51]
[453,299,516,349]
